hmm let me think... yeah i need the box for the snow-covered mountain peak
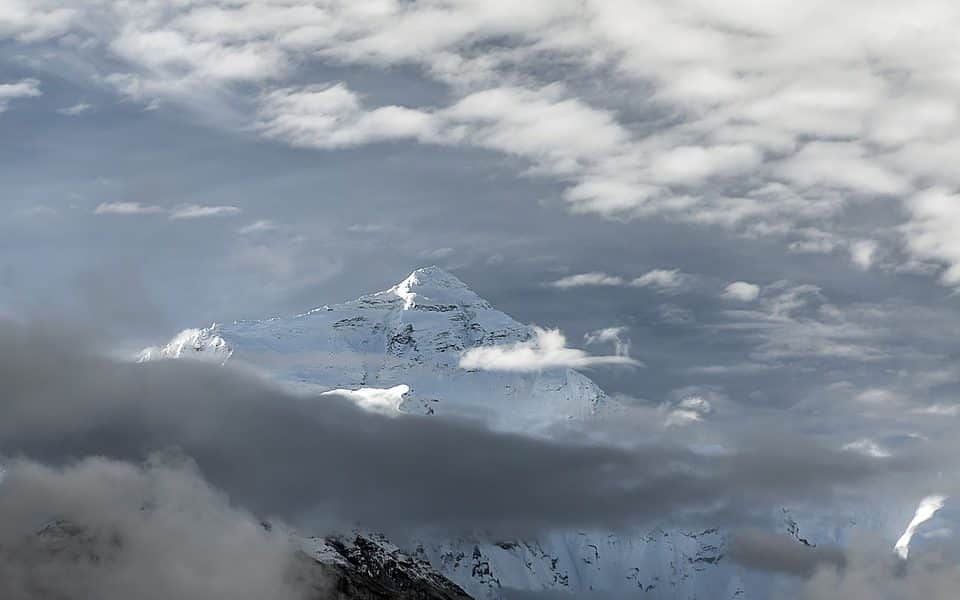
[140,267,614,433]
[376,266,489,310]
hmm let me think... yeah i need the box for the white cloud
[913,403,960,417]
[0,1,76,42]
[94,201,164,215]
[774,142,910,196]
[551,272,625,288]
[903,188,960,285]
[57,102,91,116]
[722,281,761,302]
[664,396,712,427]
[95,202,241,219]
[584,326,634,359]
[894,495,947,559]
[258,84,436,149]
[460,326,641,372]
[717,282,888,362]
[0,78,40,113]
[649,144,762,184]
[238,219,277,235]
[631,269,689,292]
[849,240,878,270]
[170,204,242,219]
[15,0,960,280]
[321,384,410,416]
[842,439,890,459]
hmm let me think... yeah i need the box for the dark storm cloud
[0,455,316,600]
[729,530,847,577]
[0,321,924,537]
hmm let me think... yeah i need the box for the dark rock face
[303,534,473,600]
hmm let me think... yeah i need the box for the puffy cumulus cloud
[630,269,691,292]
[551,272,625,288]
[0,455,310,600]
[722,281,761,302]
[0,1,75,42]
[19,0,960,279]
[664,396,712,427]
[773,141,910,196]
[257,84,438,149]
[903,188,960,285]
[0,79,40,113]
[460,326,641,372]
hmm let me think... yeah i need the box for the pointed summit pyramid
[389,266,481,308]
[141,267,614,432]
[367,266,489,310]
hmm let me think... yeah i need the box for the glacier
[140,266,936,599]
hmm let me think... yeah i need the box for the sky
[4,1,960,596]
[5,0,960,425]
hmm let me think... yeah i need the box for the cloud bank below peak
[459,326,642,372]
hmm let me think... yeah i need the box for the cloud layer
[10,1,960,282]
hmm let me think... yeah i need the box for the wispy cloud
[551,272,625,288]
[94,201,164,215]
[0,79,41,113]
[57,102,92,116]
[94,202,241,219]
[584,326,634,359]
[169,204,242,219]
[551,269,690,292]
[238,219,278,235]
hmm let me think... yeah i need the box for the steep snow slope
[140,267,916,599]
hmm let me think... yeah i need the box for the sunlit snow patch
[894,495,947,559]
[321,384,410,415]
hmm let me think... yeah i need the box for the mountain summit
[141,267,614,432]
[387,266,479,308]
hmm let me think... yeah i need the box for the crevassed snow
[894,495,947,559]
